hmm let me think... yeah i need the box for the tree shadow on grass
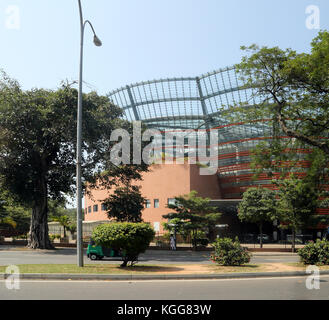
[118,265,185,273]
[209,264,260,270]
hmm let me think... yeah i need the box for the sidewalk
[1,270,327,281]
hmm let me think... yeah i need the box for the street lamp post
[76,0,102,267]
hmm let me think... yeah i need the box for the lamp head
[93,35,102,47]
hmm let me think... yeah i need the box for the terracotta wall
[84,163,222,234]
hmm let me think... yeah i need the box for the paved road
[0,248,300,265]
[0,276,328,300]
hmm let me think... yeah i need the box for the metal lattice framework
[108,66,263,132]
[107,67,324,202]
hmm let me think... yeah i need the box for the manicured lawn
[0,263,264,274]
[1,263,328,275]
[0,263,279,274]
[0,264,185,274]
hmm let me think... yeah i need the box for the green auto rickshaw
[87,239,122,260]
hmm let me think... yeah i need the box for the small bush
[161,232,171,243]
[92,222,155,267]
[298,239,329,265]
[190,230,209,247]
[49,234,61,241]
[210,237,251,266]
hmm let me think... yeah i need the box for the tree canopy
[103,185,146,223]
[163,191,222,247]
[238,187,277,248]
[224,31,329,156]
[275,176,329,251]
[0,73,123,248]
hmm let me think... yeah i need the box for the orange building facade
[84,67,329,240]
[84,163,222,234]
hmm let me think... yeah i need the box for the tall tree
[163,191,222,248]
[238,187,277,248]
[103,185,146,223]
[52,215,71,238]
[87,122,150,222]
[223,31,329,156]
[275,177,329,252]
[0,73,123,249]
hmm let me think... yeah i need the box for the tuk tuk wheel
[89,253,98,261]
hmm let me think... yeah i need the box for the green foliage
[4,205,30,235]
[88,122,150,201]
[161,232,171,243]
[0,191,30,235]
[275,177,328,251]
[219,32,329,210]
[48,200,76,221]
[276,178,320,230]
[191,230,209,247]
[52,215,71,238]
[238,187,277,248]
[92,223,155,267]
[223,31,329,156]
[163,191,222,248]
[210,237,252,266]
[49,234,61,241]
[238,187,277,224]
[51,214,77,237]
[103,185,145,223]
[66,223,77,235]
[0,73,124,249]
[298,239,329,265]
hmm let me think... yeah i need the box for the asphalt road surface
[0,248,300,265]
[0,276,328,300]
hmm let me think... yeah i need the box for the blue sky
[0,0,328,95]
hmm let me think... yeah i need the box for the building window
[101,203,107,211]
[154,199,159,208]
[88,206,91,213]
[145,199,151,208]
[153,222,160,233]
[93,205,98,212]
[168,198,176,206]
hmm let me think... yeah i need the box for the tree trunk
[28,175,54,250]
[192,229,197,250]
[259,222,263,249]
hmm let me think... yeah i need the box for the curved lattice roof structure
[107,67,328,204]
[108,66,262,132]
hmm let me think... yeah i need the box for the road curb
[1,270,329,281]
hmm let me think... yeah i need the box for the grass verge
[1,263,324,275]
[0,264,265,275]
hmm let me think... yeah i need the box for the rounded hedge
[298,239,329,265]
[92,222,155,267]
[210,237,251,266]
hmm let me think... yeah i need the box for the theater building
[84,67,329,240]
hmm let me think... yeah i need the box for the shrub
[162,232,171,243]
[210,237,251,266]
[192,230,209,247]
[298,239,329,265]
[49,234,61,241]
[92,222,155,267]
